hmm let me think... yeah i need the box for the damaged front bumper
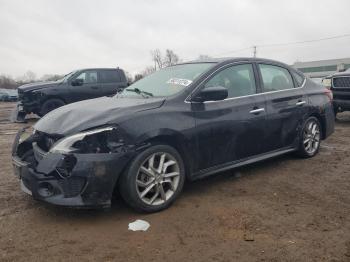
[10,103,27,123]
[12,129,134,208]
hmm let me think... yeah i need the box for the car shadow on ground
[182,153,294,197]
[336,113,350,125]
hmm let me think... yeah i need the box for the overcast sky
[0,0,350,78]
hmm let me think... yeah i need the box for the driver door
[69,70,101,102]
[192,63,268,171]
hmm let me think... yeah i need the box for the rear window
[259,64,294,92]
[99,70,121,83]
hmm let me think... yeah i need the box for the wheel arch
[111,127,195,200]
[40,95,67,106]
[308,112,326,140]
[37,96,67,116]
[142,134,193,180]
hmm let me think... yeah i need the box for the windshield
[119,63,214,98]
[57,70,78,83]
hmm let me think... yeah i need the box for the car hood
[34,96,165,136]
[331,71,350,77]
[18,81,61,92]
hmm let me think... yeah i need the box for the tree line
[0,71,64,89]
[133,48,181,82]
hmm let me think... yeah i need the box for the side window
[204,64,257,98]
[99,70,121,83]
[75,71,98,84]
[292,71,305,87]
[259,64,294,92]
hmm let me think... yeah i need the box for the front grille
[57,177,86,198]
[17,90,33,103]
[17,89,24,100]
[333,77,350,88]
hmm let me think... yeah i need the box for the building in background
[292,58,350,81]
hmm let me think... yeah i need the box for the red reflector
[324,89,333,101]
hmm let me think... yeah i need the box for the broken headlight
[50,126,123,154]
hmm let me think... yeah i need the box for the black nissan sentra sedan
[12,58,335,212]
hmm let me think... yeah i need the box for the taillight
[324,88,333,101]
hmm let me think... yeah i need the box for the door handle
[249,108,265,114]
[296,101,306,106]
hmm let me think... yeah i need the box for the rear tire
[296,117,321,158]
[119,144,185,213]
[39,98,65,116]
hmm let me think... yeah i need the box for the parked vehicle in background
[5,89,18,101]
[322,68,350,116]
[0,90,9,101]
[16,68,128,117]
[0,89,18,102]
[12,58,335,213]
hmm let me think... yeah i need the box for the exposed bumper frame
[333,99,350,112]
[12,131,134,208]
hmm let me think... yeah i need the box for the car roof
[179,57,291,68]
[330,69,350,77]
[78,68,122,71]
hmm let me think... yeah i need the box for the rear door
[257,63,307,151]
[192,63,268,171]
[99,69,127,96]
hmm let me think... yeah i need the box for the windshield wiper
[125,88,153,98]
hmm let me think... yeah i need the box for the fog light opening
[38,182,54,197]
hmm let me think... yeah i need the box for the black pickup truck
[323,69,350,116]
[16,68,128,120]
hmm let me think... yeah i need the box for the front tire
[39,98,65,116]
[297,117,322,158]
[119,145,185,213]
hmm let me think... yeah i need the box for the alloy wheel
[136,152,180,206]
[303,120,320,155]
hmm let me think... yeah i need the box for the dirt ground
[0,102,349,262]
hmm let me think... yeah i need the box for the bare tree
[133,66,156,81]
[142,66,156,76]
[197,54,211,61]
[135,48,182,80]
[123,71,133,84]
[24,70,36,82]
[41,74,64,81]
[150,48,181,70]
[134,74,143,82]
[151,49,164,70]
[164,49,179,67]
[0,74,17,89]
[17,70,37,83]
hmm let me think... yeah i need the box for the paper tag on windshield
[167,78,192,87]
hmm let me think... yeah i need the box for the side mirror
[71,78,84,86]
[192,86,228,102]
